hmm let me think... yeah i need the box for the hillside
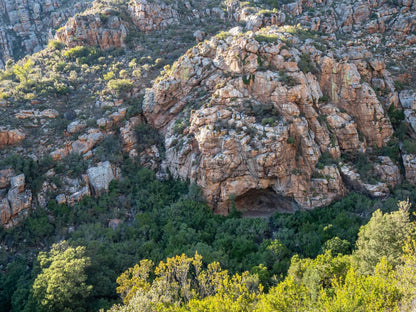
[0,0,416,311]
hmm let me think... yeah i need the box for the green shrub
[297,53,317,74]
[107,79,133,95]
[216,31,230,40]
[254,34,279,43]
[64,46,91,59]
[135,124,165,155]
[316,151,337,169]
[47,40,65,50]
[287,136,295,144]
[279,71,298,86]
[403,139,416,154]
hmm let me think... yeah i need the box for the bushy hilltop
[0,0,416,226]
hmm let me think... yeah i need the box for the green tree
[31,241,92,312]
[354,200,412,274]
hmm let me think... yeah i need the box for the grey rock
[87,161,116,195]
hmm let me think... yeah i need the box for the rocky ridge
[143,26,400,213]
[1,0,416,225]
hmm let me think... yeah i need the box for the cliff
[0,0,416,225]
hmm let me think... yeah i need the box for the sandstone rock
[310,165,347,207]
[71,128,104,154]
[128,0,179,32]
[7,187,32,214]
[67,120,87,134]
[0,128,26,148]
[0,198,11,226]
[67,186,90,206]
[15,109,59,119]
[142,30,400,213]
[399,90,416,109]
[96,108,127,130]
[0,169,15,189]
[373,156,401,187]
[402,154,416,184]
[120,116,142,154]
[87,161,116,195]
[340,164,389,197]
[1,174,33,227]
[55,2,128,49]
[10,174,25,192]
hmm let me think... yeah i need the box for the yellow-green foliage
[108,201,416,312]
[32,241,92,312]
[64,46,91,59]
[107,78,133,95]
[103,71,116,81]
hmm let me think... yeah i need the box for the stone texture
[15,109,59,119]
[143,30,396,213]
[55,8,128,49]
[0,173,32,228]
[0,0,93,67]
[87,161,116,195]
[67,120,87,134]
[127,0,179,32]
[403,154,416,184]
[71,128,104,155]
[0,128,26,149]
[373,156,401,187]
[0,169,15,189]
[67,186,90,206]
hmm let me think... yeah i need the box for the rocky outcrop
[120,116,142,158]
[50,128,104,160]
[0,0,92,67]
[55,6,128,49]
[97,108,127,130]
[15,109,59,119]
[0,128,26,149]
[67,120,87,134]
[0,173,32,228]
[340,164,390,198]
[128,0,179,32]
[143,29,395,214]
[373,156,401,187]
[52,161,120,206]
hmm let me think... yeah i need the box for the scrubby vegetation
[0,159,415,312]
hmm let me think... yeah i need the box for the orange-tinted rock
[0,128,26,149]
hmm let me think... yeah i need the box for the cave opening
[234,188,298,218]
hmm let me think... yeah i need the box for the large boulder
[87,161,118,195]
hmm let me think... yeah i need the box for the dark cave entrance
[234,188,297,218]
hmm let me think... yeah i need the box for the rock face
[55,7,128,49]
[143,29,395,214]
[128,0,179,32]
[87,161,118,195]
[0,173,32,228]
[0,0,93,67]
[0,128,26,149]
[402,154,416,184]
[1,0,416,224]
